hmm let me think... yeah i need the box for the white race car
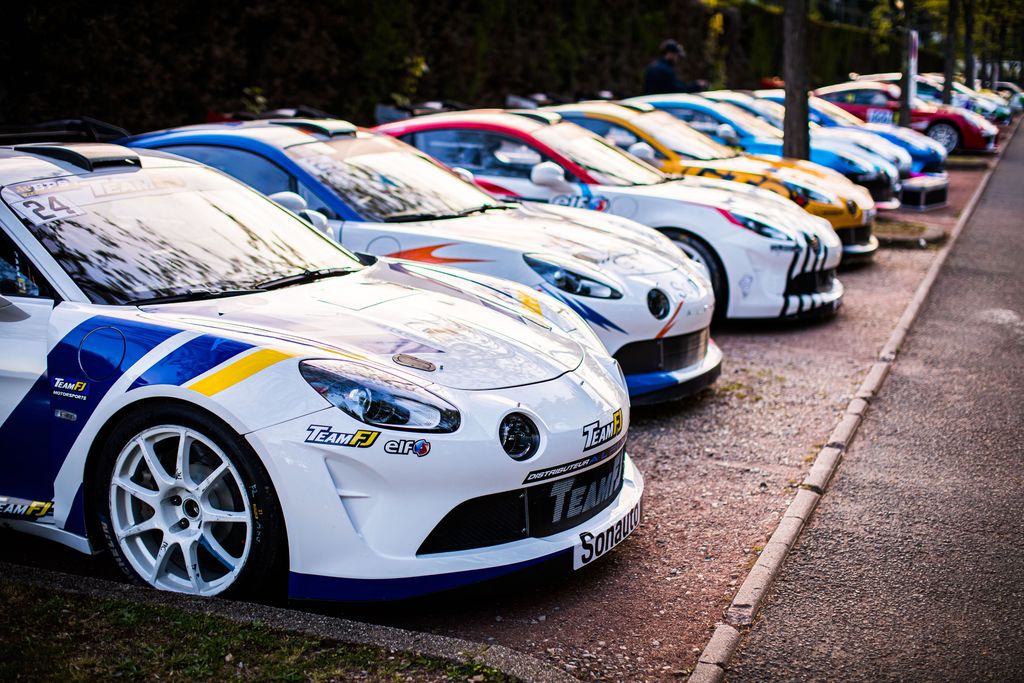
[124,121,721,404]
[0,142,643,600]
[377,110,844,320]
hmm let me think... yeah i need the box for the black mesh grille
[613,328,709,375]
[787,268,836,296]
[838,225,873,246]
[857,175,895,202]
[418,451,625,555]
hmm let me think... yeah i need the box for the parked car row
[0,76,1013,602]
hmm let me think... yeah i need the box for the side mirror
[300,209,330,234]
[0,294,30,322]
[627,141,657,162]
[530,161,571,189]
[452,167,475,183]
[268,191,308,213]
[715,123,739,145]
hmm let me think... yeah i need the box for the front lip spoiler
[628,355,723,406]
[841,235,880,263]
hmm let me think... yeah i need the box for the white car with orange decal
[125,120,722,404]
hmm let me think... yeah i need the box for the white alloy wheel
[108,425,252,596]
[927,122,961,153]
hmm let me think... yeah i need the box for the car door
[0,228,58,510]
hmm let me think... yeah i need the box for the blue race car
[754,90,948,175]
[626,94,902,207]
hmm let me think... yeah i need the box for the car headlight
[300,360,461,433]
[720,209,795,242]
[524,254,623,299]
[783,180,837,207]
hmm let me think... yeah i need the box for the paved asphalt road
[729,129,1024,681]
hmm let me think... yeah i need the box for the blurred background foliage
[0,0,956,132]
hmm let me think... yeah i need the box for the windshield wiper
[129,289,260,306]
[454,204,511,217]
[383,212,456,223]
[256,267,358,291]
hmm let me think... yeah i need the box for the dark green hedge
[0,0,941,133]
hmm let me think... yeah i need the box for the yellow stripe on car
[188,348,295,396]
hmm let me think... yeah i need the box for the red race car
[814,81,999,154]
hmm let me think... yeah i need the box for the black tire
[661,229,729,320]
[93,403,286,599]
[926,121,962,153]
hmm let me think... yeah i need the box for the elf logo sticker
[52,377,90,401]
[582,409,623,451]
[304,425,380,448]
[551,194,610,212]
[384,439,431,457]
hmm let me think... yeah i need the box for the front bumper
[286,453,645,601]
[624,336,723,405]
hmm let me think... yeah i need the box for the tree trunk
[943,0,958,104]
[895,0,913,127]
[783,0,809,160]
[964,0,975,88]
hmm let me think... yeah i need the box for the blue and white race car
[123,120,722,405]
[0,142,643,600]
[628,94,903,207]
[753,90,948,175]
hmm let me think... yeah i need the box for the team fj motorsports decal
[574,499,642,570]
[51,377,90,401]
[549,454,625,525]
[384,438,431,457]
[582,409,623,451]
[551,194,610,211]
[0,496,53,518]
[304,425,380,448]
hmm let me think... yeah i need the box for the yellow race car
[548,101,878,261]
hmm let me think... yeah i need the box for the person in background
[643,39,708,95]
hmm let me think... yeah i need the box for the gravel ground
[0,168,987,681]
[727,123,1024,682]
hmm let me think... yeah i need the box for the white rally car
[0,142,643,600]
[376,110,844,320]
[124,121,721,404]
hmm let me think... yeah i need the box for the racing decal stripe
[516,291,544,316]
[385,243,491,265]
[187,348,295,397]
[655,302,684,339]
[0,316,180,504]
[128,335,253,391]
[540,284,627,334]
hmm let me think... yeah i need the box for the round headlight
[647,288,670,319]
[499,413,540,461]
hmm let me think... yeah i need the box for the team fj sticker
[582,409,623,451]
[573,499,642,570]
[304,425,380,448]
[384,438,431,457]
[551,194,610,212]
[51,377,90,401]
[0,497,53,519]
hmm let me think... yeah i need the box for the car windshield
[1,165,362,305]
[714,102,784,139]
[285,136,502,221]
[632,110,738,160]
[534,122,666,186]
[811,97,868,125]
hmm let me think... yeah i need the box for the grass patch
[0,581,513,682]
[874,219,929,238]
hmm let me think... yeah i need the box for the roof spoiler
[269,119,357,137]
[0,117,129,146]
[11,143,140,171]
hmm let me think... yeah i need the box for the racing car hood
[138,259,590,391]
[614,179,834,242]
[392,204,684,276]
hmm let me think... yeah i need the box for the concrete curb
[687,116,1019,682]
[0,561,575,683]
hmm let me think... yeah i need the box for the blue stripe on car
[128,334,253,391]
